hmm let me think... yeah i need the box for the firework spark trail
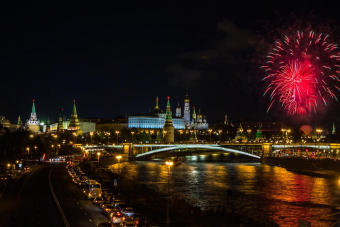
[262,30,340,115]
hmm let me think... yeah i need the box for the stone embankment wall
[262,157,340,178]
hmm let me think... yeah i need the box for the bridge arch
[135,144,261,159]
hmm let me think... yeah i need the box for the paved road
[0,163,110,227]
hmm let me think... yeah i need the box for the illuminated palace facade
[128,97,185,132]
[128,94,208,132]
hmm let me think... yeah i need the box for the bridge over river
[83,142,340,160]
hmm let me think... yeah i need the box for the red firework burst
[262,30,340,115]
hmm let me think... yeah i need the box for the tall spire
[72,99,78,118]
[155,97,159,109]
[68,100,80,131]
[32,99,36,113]
[192,106,196,121]
[184,92,190,124]
[165,96,172,122]
[176,102,181,117]
[163,96,174,143]
[333,122,336,134]
[224,114,229,125]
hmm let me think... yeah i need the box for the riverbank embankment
[263,157,340,179]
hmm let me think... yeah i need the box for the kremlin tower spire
[176,102,181,117]
[163,96,174,143]
[224,114,229,125]
[17,115,21,129]
[192,107,196,122]
[332,122,336,134]
[152,96,163,114]
[155,97,159,109]
[68,100,80,131]
[27,99,40,132]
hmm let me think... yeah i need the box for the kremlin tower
[163,96,174,143]
[152,97,163,114]
[68,100,80,131]
[176,102,181,117]
[27,99,40,133]
[184,92,190,124]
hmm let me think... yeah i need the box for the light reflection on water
[109,161,340,226]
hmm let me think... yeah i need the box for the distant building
[128,97,185,131]
[187,107,208,130]
[0,115,17,132]
[0,115,10,128]
[242,121,283,139]
[27,99,40,133]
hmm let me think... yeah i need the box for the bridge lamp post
[208,129,212,143]
[131,131,135,143]
[116,155,122,195]
[165,160,173,226]
[247,129,251,142]
[115,131,120,144]
[218,130,222,143]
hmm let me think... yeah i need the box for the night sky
[1,1,340,126]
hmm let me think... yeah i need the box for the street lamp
[97,152,101,169]
[218,130,222,143]
[115,131,120,144]
[316,128,322,139]
[165,160,173,226]
[131,131,135,143]
[116,155,122,195]
[26,147,30,160]
[208,129,212,143]
[247,129,251,142]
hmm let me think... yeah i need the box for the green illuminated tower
[68,100,80,131]
[163,96,174,143]
[255,124,264,142]
[192,107,196,122]
[332,122,336,134]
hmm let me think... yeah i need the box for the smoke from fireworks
[262,30,340,115]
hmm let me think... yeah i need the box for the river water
[109,161,340,226]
